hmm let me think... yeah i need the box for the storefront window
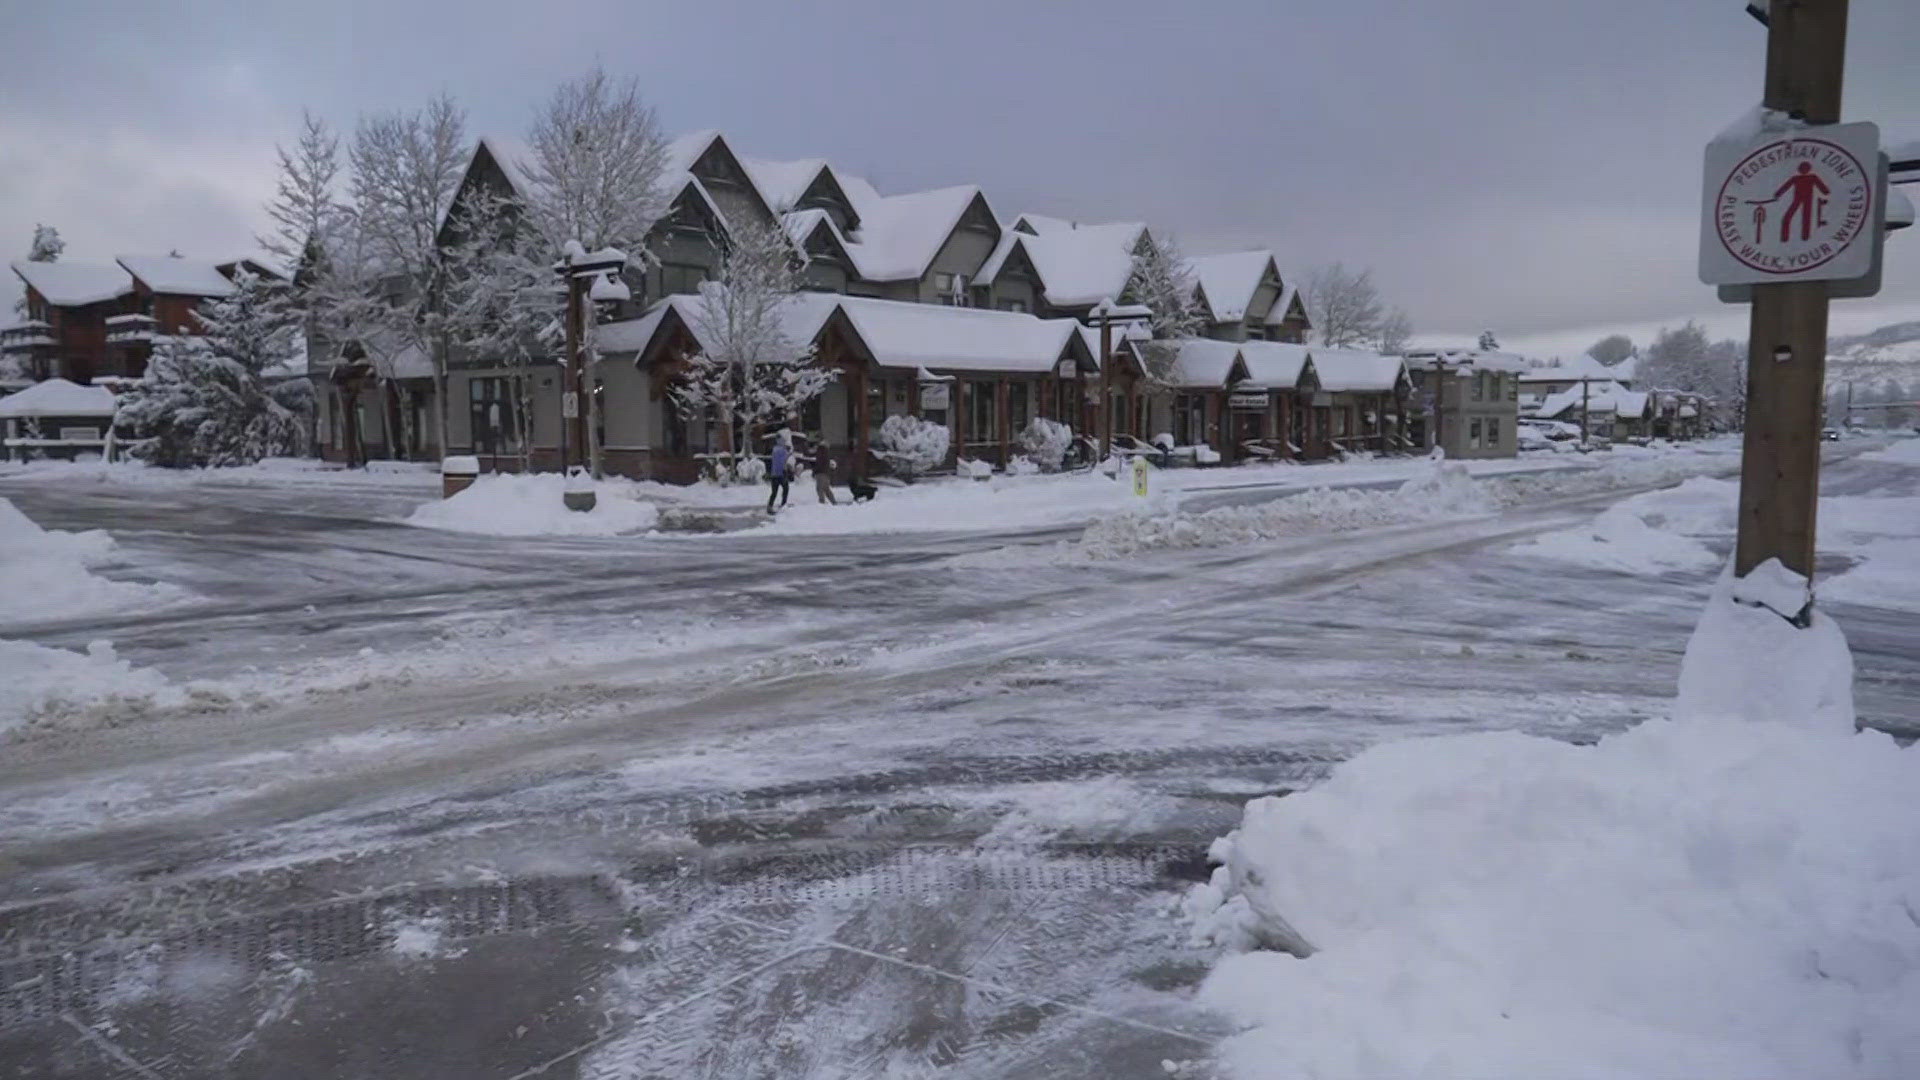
[1470,418,1484,449]
[966,381,996,443]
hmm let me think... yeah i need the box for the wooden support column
[997,378,1010,468]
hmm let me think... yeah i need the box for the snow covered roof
[1406,348,1535,375]
[598,291,843,360]
[0,378,117,418]
[743,157,831,213]
[1239,340,1314,390]
[976,220,1145,310]
[1312,349,1409,394]
[835,295,1087,374]
[1520,352,1639,384]
[116,255,236,297]
[1537,380,1646,420]
[1189,251,1280,323]
[1167,339,1247,388]
[10,260,134,307]
[837,183,991,283]
[1263,281,1304,327]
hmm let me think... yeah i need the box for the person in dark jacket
[767,429,793,513]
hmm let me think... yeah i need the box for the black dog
[849,478,878,503]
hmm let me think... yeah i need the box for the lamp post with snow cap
[555,242,629,509]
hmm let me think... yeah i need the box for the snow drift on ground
[1861,437,1920,466]
[0,496,185,623]
[1508,476,1735,574]
[1185,718,1920,1080]
[403,473,660,537]
[960,452,1740,566]
[0,638,174,736]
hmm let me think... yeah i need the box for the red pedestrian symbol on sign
[1714,137,1870,277]
[1747,162,1831,244]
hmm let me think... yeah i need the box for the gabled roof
[835,294,1089,374]
[836,182,996,282]
[1239,340,1315,390]
[1312,349,1410,394]
[116,255,237,298]
[744,157,832,213]
[1189,251,1281,323]
[783,209,853,267]
[1537,380,1646,420]
[1166,339,1248,388]
[10,261,134,307]
[1264,281,1307,328]
[977,219,1145,310]
[0,377,117,418]
[597,291,843,360]
[1520,352,1639,384]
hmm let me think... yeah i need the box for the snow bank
[759,470,1142,536]
[1676,560,1854,730]
[0,639,174,736]
[0,497,184,624]
[1067,462,1492,561]
[1861,437,1920,467]
[403,473,660,537]
[1187,719,1920,1080]
[1509,476,1735,574]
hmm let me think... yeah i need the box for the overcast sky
[3,0,1918,358]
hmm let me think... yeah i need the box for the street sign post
[1700,121,1879,287]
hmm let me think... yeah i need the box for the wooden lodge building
[310,127,1421,477]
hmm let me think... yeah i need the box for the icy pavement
[0,441,1916,1077]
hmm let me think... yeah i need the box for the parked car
[1822,427,1842,441]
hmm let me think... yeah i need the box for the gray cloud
[3,0,1916,358]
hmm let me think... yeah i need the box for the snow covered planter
[874,414,950,480]
[440,455,479,499]
[1016,417,1073,472]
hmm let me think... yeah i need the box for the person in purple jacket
[766,428,793,514]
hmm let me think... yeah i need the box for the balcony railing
[105,314,157,345]
[0,321,55,354]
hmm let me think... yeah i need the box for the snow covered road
[1,442,1915,1077]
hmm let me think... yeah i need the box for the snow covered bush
[115,273,303,468]
[1016,417,1073,471]
[874,414,950,480]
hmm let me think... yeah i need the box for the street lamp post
[554,242,629,509]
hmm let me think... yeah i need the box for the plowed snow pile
[404,474,660,537]
[1184,718,1920,1079]
[0,496,184,623]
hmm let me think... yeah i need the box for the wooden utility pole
[1097,306,1113,461]
[1580,377,1592,444]
[562,272,588,475]
[1734,0,1850,584]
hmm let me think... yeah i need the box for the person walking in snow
[767,428,793,514]
[812,451,838,505]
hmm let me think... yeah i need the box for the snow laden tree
[1478,329,1500,352]
[520,68,673,476]
[671,218,835,481]
[1374,308,1414,355]
[259,111,344,457]
[1588,333,1635,367]
[875,414,951,480]
[1124,234,1205,386]
[12,224,64,321]
[441,187,561,472]
[1641,322,1745,427]
[1305,263,1387,349]
[27,225,62,264]
[116,272,303,467]
[346,94,468,458]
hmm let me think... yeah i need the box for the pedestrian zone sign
[1701,121,1880,286]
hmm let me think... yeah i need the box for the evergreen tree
[1124,233,1204,387]
[27,225,63,263]
[1478,329,1500,352]
[116,273,303,467]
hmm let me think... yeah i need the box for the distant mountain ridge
[1827,321,1920,391]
